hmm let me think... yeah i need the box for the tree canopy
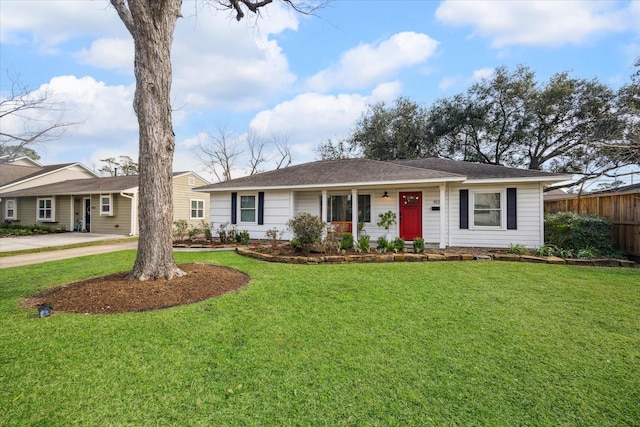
[343,65,638,187]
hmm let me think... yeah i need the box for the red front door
[399,192,422,241]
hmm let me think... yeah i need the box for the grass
[1,251,639,425]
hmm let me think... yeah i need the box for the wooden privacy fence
[544,188,640,260]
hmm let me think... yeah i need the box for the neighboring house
[196,158,571,249]
[544,184,640,260]
[0,168,210,236]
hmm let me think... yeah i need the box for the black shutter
[507,188,517,230]
[231,192,237,225]
[460,189,469,229]
[258,192,265,225]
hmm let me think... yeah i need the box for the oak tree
[110,0,319,280]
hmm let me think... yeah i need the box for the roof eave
[464,175,573,185]
[196,176,467,192]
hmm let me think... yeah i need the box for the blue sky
[1,0,639,182]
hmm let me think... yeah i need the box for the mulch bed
[23,263,249,315]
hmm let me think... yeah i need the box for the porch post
[321,190,328,239]
[351,188,358,244]
[439,184,446,249]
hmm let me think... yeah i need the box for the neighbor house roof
[0,175,140,197]
[544,183,640,201]
[0,172,204,198]
[195,158,467,192]
[196,157,571,192]
[0,162,99,190]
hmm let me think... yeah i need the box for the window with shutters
[471,190,504,228]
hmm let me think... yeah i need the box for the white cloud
[75,38,133,73]
[307,32,439,92]
[0,0,127,51]
[472,67,495,82]
[436,0,635,47]
[248,83,401,164]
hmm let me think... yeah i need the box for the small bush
[393,238,405,253]
[358,235,371,252]
[188,225,201,240]
[507,243,528,255]
[340,232,354,250]
[287,212,325,252]
[376,237,389,251]
[413,237,425,254]
[173,219,188,241]
[236,230,250,245]
[201,220,212,240]
[217,222,237,244]
[544,212,618,257]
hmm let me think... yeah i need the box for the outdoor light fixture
[38,304,52,318]
[382,191,389,198]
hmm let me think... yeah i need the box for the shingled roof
[394,158,568,181]
[197,157,570,192]
[0,175,140,197]
[196,158,466,191]
[0,163,79,188]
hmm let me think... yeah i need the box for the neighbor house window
[240,195,256,223]
[327,194,371,223]
[472,191,503,228]
[100,194,113,216]
[5,199,16,220]
[37,197,55,221]
[190,199,205,219]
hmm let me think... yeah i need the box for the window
[190,199,205,219]
[37,197,55,221]
[5,199,16,220]
[240,195,256,223]
[188,177,195,186]
[327,194,371,223]
[472,191,502,228]
[100,194,113,216]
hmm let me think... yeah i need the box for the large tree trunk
[111,0,184,280]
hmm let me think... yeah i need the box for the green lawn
[1,251,639,426]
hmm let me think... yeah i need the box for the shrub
[544,212,617,256]
[287,212,325,252]
[376,237,389,251]
[265,227,284,249]
[201,220,212,240]
[413,237,425,254]
[217,222,237,244]
[358,234,371,252]
[236,230,250,245]
[507,243,528,255]
[173,219,188,241]
[340,232,354,250]
[393,237,405,253]
[188,225,201,240]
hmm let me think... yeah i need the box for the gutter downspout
[120,192,137,236]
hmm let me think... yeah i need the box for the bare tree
[271,132,293,169]
[0,73,76,162]
[197,128,242,182]
[109,0,321,280]
[247,131,268,176]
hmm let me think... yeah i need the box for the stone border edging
[235,248,636,268]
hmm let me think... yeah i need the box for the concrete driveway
[0,233,138,269]
[0,232,131,252]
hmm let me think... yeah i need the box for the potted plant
[377,210,397,241]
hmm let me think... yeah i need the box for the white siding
[447,182,544,248]
[294,191,320,216]
[210,190,293,240]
